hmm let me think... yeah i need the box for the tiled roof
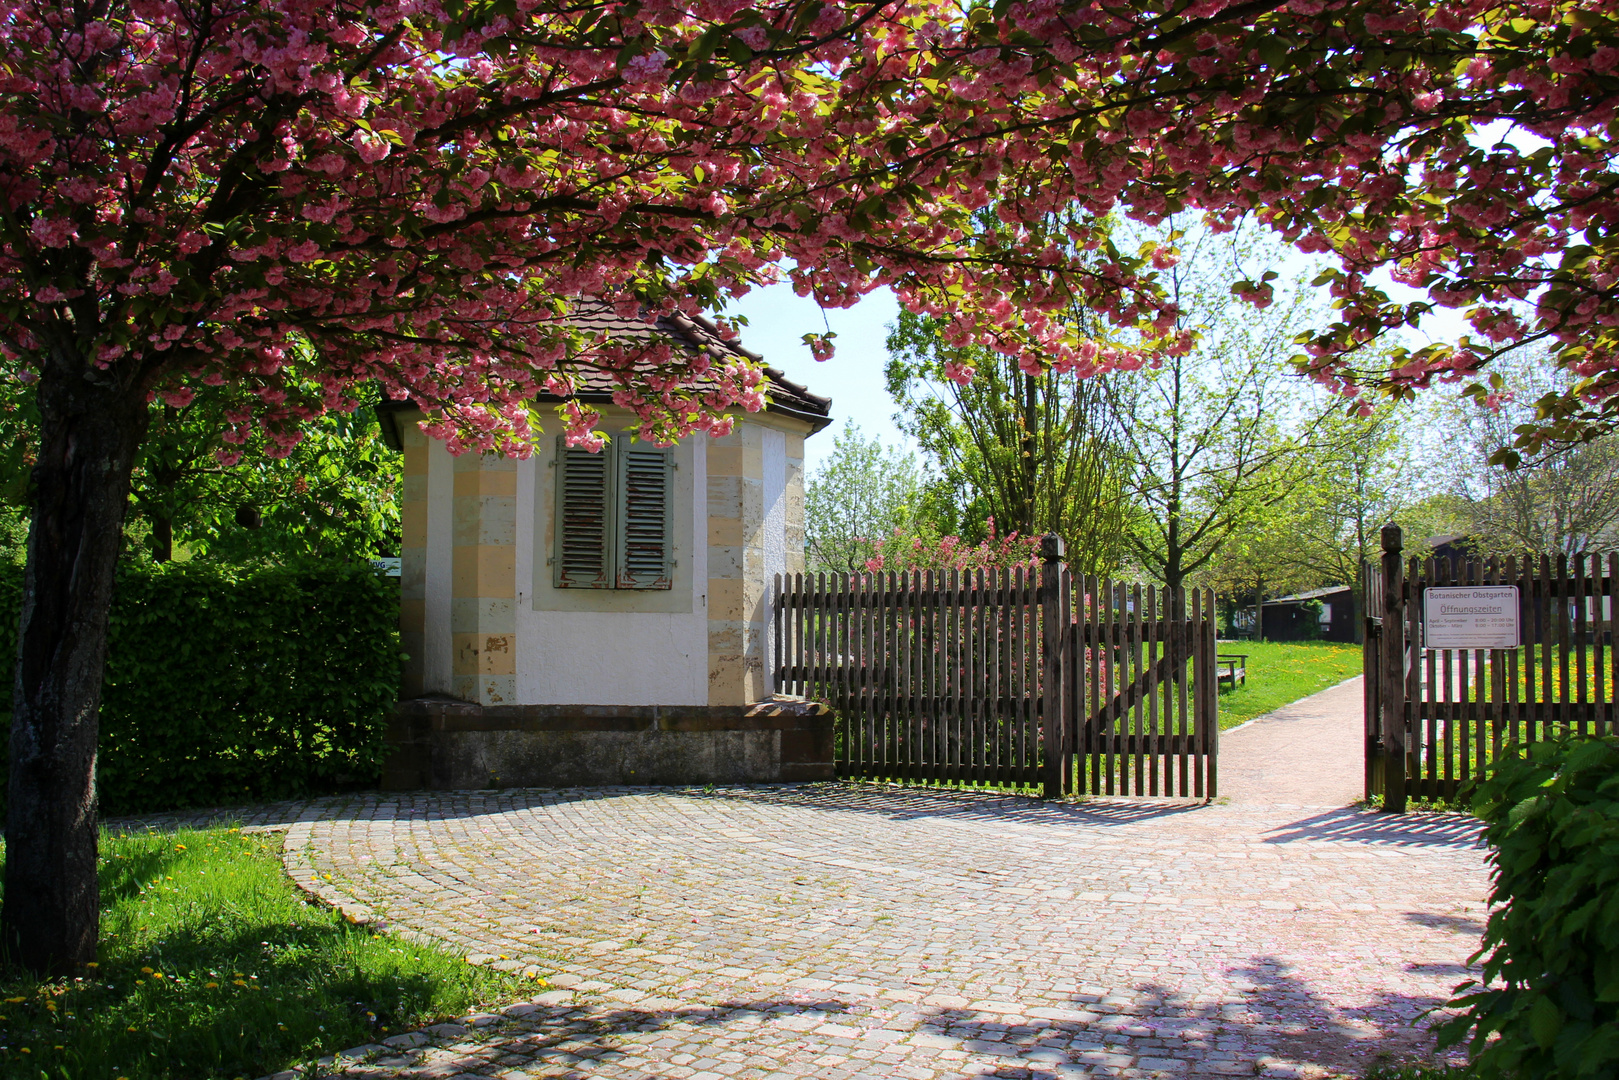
[557,300,832,429]
[376,302,833,449]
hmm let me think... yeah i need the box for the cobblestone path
[282,770,1488,1080]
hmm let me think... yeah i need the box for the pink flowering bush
[864,520,1042,575]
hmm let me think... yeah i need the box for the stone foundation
[382,696,835,790]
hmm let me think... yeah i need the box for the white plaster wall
[514,434,710,706]
[422,438,454,695]
[762,428,787,684]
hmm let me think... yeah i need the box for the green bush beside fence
[0,560,400,816]
[1439,735,1619,1079]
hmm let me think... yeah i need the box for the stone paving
[276,769,1486,1077]
[119,676,1487,1080]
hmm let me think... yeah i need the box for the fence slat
[795,572,806,699]
[1126,581,1141,796]
[1576,553,1590,738]
[902,569,913,779]
[1601,556,1613,737]
[866,572,880,781]
[1610,554,1618,738]
[1013,567,1028,784]
[1558,553,1573,741]
[990,569,1003,790]
[1205,588,1219,799]
[887,569,900,780]
[1174,585,1190,798]
[1102,578,1116,797]
[1507,556,1521,753]
[1431,563,1444,799]
[1407,557,1425,798]
[1488,558,1505,765]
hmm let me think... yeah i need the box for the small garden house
[1261,585,1357,643]
[378,306,835,790]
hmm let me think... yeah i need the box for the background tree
[804,423,926,575]
[1432,357,1619,556]
[1194,504,1318,637]
[1252,406,1413,636]
[0,374,399,567]
[124,392,400,565]
[885,308,1130,577]
[1107,228,1330,590]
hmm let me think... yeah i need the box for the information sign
[1423,585,1520,649]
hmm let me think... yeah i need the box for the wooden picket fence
[772,543,1220,799]
[1364,526,1617,810]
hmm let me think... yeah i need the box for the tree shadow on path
[314,951,1466,1080]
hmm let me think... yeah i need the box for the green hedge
[0,560,399,816]
[1438,735,1619,1079]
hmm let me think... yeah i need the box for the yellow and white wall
[399,408,809,709]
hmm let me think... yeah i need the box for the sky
[723,284,914,474]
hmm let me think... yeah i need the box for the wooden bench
[1216,653,1248,688]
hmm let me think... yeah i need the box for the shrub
[1436,735,1619,1079]
[0,560,399,815]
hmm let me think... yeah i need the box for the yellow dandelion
[140,967,153,975]
[205,982,219,989]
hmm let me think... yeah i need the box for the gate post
[1361,562,1380,803]
[1379,524,1407,813]
[1040,534,1066,800]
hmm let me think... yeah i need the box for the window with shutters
[553,438,674,590]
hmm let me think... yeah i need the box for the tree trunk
[3,359,147,976]
[150,514,173,563]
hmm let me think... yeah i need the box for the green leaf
[1532,995,1565,1048]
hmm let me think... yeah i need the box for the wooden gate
[772,537,1220,798]
[1363,524,1617,811]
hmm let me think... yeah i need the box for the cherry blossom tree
[5,0,1619,975]
[2,0,1173,977]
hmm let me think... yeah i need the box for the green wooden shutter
[615,445,674,590]
[553,438,613,588]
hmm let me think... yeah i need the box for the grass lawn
[0,825,536,1080]
[1217,640,1362,730]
